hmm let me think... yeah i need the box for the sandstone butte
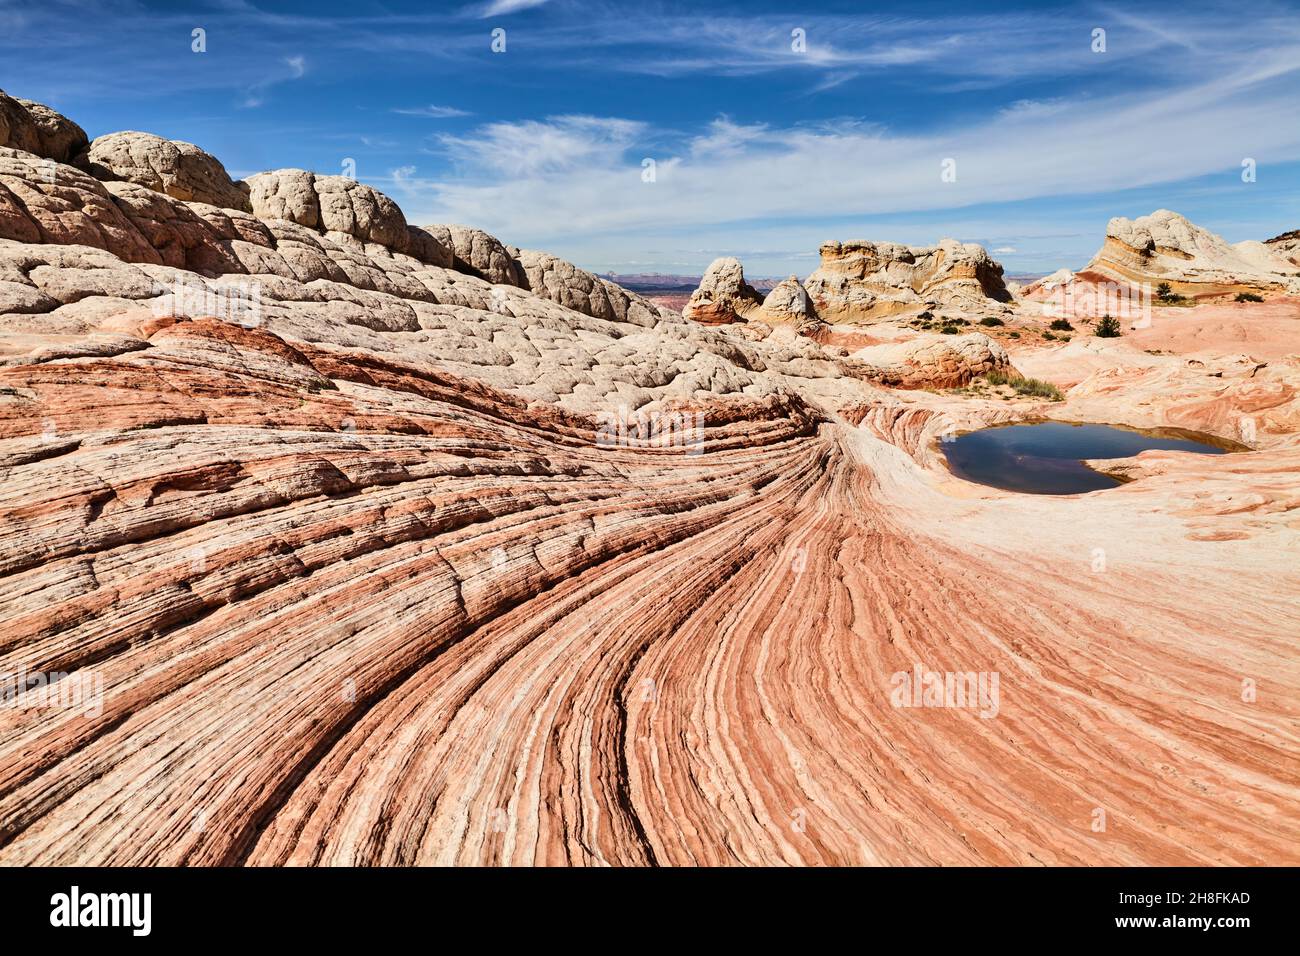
[685,238,1011,328]
[1021,209,1300,304]
[1,91,1298,866]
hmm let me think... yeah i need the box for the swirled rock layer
[1083,209,1300,299]
[0,96,1297,867]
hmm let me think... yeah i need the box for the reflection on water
[941,421,1230,495]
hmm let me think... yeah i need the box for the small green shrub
[1012,377,1064,401]
[1095,314,1122,337]
[1043,331,1057,340]
[1234,292,1264,303]
[984,369,1063,401]
[979,316,1004,327]
[1049,318,1074,331]
[1008,331,1020,339]
[939,324,960,334]
[917,310,934,320]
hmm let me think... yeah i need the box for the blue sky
[3,0,1300,277]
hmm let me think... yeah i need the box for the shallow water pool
[940,421,1232,494]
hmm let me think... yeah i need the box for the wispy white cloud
[476,0,549,18]
[392,104,472,118]
[438,115,645,178]
[11,3,1298,106]
[398,46,1300,266]
[7,0,1299,276]
[998,99,1070,120]
[240,53,308,109]
[688,118,769,158]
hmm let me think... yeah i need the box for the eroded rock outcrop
[76,131,251,212]
[423,223,522,286]
[514,248,675,325]
[803,237,1011,322]
[0,128,809,410]
[0,91,88,163]
[0,94,1297,870]
[1020,267,1075,298]
[754,274,826,338]
[1265,229,1300,268]
[845,332,1013,388]
[101,180,244,274]
[246,169,416,253]
[682,256,762,324]
[1083,209,1300,298]
[760,275,813,319]
[0,147,163,263]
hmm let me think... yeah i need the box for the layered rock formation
[1,95,1298,868]
[803,237,1011,321]
[682,237,1012,328]
[1079,209,1300,299]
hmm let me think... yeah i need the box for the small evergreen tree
[1095,314,1122,337]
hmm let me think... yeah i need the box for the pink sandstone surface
[0,92,1297,866]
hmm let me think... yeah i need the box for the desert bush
[1012,377,1064,400]
[1095,314,1122,337]
[1043,331,1057,340]
[1049,318,1073,331]
[939,324,960,334]
[984,369,1063,401]
[979,316,1004,327]
[1008,331,1020,338]
[1234,292,1264,303]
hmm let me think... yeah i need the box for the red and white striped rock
[0,96,1297,868]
